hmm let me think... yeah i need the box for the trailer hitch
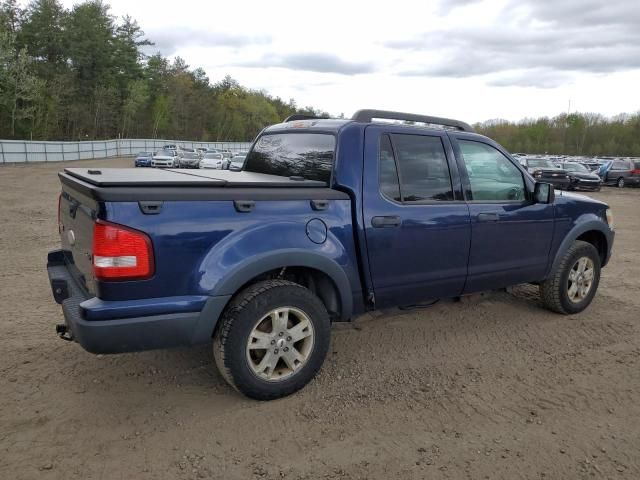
[56,324,74,342]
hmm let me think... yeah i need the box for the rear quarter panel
[99,199,362,315]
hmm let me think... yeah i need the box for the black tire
[213,280,330,400]
[540,240,601,314]
[617,177,625,188]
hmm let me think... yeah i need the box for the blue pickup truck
[48,110,615,399]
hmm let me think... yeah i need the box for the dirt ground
[1,157,639,480]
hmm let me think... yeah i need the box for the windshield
[138,152,152,156]
[183,153,198,159]
[204,153,222,159]
[563,163,588,172]
[244,133,335,182]
[157,150,174,156]
[528,158,556,169]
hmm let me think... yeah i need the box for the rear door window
[244,133,335,182]
[389,134,454,202]
[379,135,402,201]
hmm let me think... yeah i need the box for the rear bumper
[47,250,230,354]
[626,177,640,185]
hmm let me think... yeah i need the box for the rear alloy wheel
[617,177,625,188]
[540,240,601,314]
[246,306,315,381]
[213,280,330,400]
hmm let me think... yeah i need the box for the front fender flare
[547,219,613,277]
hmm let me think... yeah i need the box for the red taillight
[92,220,154,281]
[631,169,640,176]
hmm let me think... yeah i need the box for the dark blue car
[48,110,614,399]
[134,151,153,167]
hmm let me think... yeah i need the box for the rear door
[450,135,555,292]
[362,125,471,307]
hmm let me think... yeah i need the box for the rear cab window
[244,133,335,182]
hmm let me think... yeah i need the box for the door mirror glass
[534,182,554,204]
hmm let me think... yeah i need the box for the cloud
[237,53,375,75]
[436,0,482,14]
[486,71,573,89]
[387,0,640,87]
[146,29,271,55]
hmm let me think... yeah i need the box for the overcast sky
[59,0,640,123]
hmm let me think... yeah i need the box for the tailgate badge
[67,229,76,246]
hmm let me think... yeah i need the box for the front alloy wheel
[540,240,601,314]
[566,257,595,303]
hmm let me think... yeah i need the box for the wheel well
[576,230,607,265]
[235,267,343,321]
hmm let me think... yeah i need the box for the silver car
[178,152,201,169]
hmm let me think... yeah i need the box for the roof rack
[351,109,474,132]
[283,114,329,122]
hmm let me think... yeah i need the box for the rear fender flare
[210,249,353,320]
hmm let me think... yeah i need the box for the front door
[362,126,471,308]
[450,136,555,293]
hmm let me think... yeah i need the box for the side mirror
[533,182,555,204]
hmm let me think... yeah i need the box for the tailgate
[58,188,98,296]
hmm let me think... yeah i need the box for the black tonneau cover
[64,168,327,188]
[59,168,349,202]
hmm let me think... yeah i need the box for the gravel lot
[1,158,639,480]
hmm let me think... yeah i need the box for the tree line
[0,0,325,141]
[476,113,640,157]
[2,1,639,154]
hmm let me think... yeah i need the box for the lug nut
[270,339,276,345]
[283,347,289,352]
[278,332,284,337]
[274,348,279,354]
[286,336,292,341]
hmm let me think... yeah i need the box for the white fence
[0,139,253,163]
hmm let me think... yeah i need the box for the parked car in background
[178,151,201,169]
[195,147,208,156]
[600,159,640,188]
[162,144,177,152]
[519,157,570,189]
[560,162,602,191]
[221,149,233,159]
[151,149,179,168]
[134,152,153,167]
[229,154,246,171]
[200,152,225,169]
